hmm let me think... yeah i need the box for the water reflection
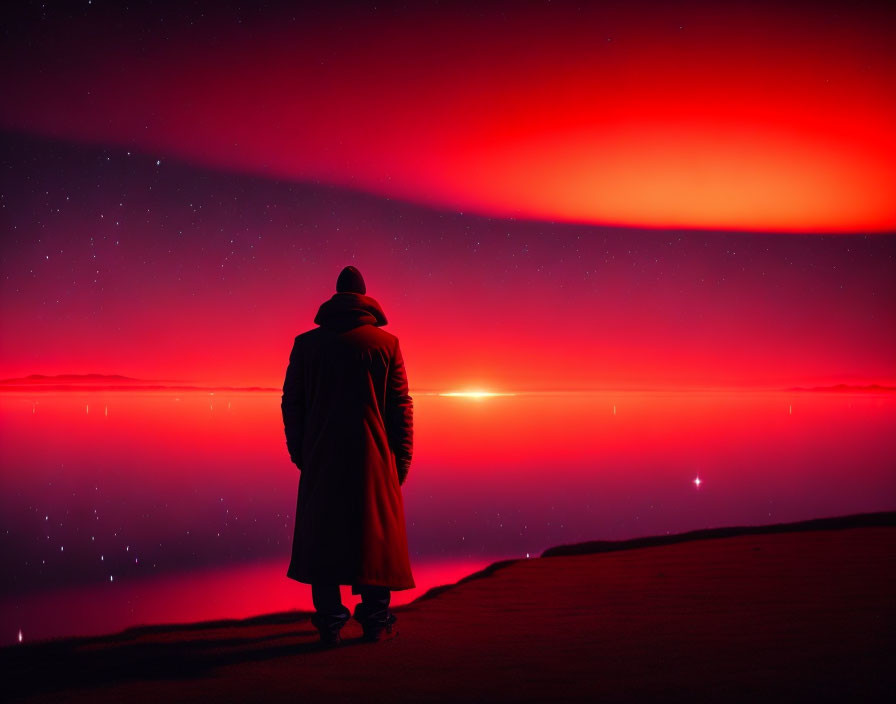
[1,389,893,644]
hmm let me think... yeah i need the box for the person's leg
[310,583,350,644]
[353,584,396,640]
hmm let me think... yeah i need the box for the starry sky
[1,0,895,389]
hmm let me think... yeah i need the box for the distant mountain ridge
[786,383,896,393]
[6,374,141,383]
[0,374,277,392]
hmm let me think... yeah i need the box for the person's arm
[281,337,304,468]
[386,338,414,485]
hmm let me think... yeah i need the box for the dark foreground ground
[4,512,895,703]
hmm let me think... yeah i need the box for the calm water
[1,390,894,645]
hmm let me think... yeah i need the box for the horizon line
[0,374,893,395]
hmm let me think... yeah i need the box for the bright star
[694,476,702,488]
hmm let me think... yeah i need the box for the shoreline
[8,510,892,650]
[4,510,895,702]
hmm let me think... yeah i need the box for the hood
[314,292,388,330]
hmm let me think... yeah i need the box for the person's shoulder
[371,327,400,346]
[293,328,322,345]
[358,326,401,355]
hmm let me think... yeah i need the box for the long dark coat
[281,292,415,591]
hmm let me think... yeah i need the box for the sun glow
[438,390,517,399]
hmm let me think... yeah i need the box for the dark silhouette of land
[4,511,894,702]
[0,374,277,392]
[786,383,896,393]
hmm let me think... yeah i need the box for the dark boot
[353,601,397,642]
[311,606,350,647]
[311,583,350,647]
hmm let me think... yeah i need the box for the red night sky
[1,1,895,390]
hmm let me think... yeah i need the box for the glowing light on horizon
[438,390,517,398]
[694,476,702,488]
[17,629,22,644]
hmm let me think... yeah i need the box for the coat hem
[287,568,415,591]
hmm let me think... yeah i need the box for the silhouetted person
[281,266,415,646]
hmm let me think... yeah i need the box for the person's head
[335,265,366,294]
